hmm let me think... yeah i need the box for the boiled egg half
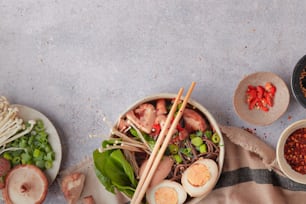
[181,158,218,197]
[146,180,187,204]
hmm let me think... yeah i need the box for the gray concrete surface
[1,0,306,203]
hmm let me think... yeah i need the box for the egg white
[146,180,187,204]
[181,158,218,197]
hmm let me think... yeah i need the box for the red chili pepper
[171,135,180,143]
[256,86,265,99]
[246,82,276,112]
[265,82,276,96]
[261,97,267,107]
[178,129,188,140]
[247,85,256,91]
[265,82,273,90]
[247,89,257,101]
[152,123,161,135]
[176,123,184,132]
[249,98,258,110]
[270,86,276,96]
[256,100,263,109]
[266,94,273,107]
[260,105,269,112]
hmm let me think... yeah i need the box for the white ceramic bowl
[116,93,225,203]
[277,119,306,184]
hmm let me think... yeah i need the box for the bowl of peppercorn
[276,119,306,184]
[291,55,306,108]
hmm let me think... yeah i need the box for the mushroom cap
[61,172,86,204]
[2,164,48,204]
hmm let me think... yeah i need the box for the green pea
[212,133,220,144]
[191,137,203,147]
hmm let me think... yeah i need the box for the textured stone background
[1,0,306,203]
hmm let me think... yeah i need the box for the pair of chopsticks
[131,82,196,204]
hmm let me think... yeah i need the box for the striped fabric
[198,126,306,204]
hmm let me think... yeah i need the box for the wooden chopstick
[131,82,196,204]
[130,87,184,204]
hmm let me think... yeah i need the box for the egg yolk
[187,163,211,187]
[154,187,178,204]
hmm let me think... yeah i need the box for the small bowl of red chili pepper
[277,119,306,184]
[233,72,290,126]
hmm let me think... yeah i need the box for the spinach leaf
[93,148,138,198]
[93,150,115,193]
[110,149,138,187]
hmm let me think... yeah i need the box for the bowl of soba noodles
[93,93,225,204]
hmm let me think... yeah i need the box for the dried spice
[299,68,306,97]
[284,128,306,174]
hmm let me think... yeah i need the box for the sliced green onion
[45,160,53,169]
[189,133,197,139]
[3,152,12,160]
[191,137,203,147]
[12,156,20,165]
[168,144,179,155]
[36,119,44,128]
[21,152,32,163]
[44,152,55,161]
[1,119,55,171]
[196,130,203,137]
[212,133,220,144]
[180,148,192,157]
[44,145,53,153]
[35,160,45,169]
[33,148,41,158]
[173,154,182,164]
[129,128,138,137]
[148,140,156,149]
[204,130,212,139]
[199,144,207,153]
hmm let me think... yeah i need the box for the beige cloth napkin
[59,126,306,204]
[200,126,306,204]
